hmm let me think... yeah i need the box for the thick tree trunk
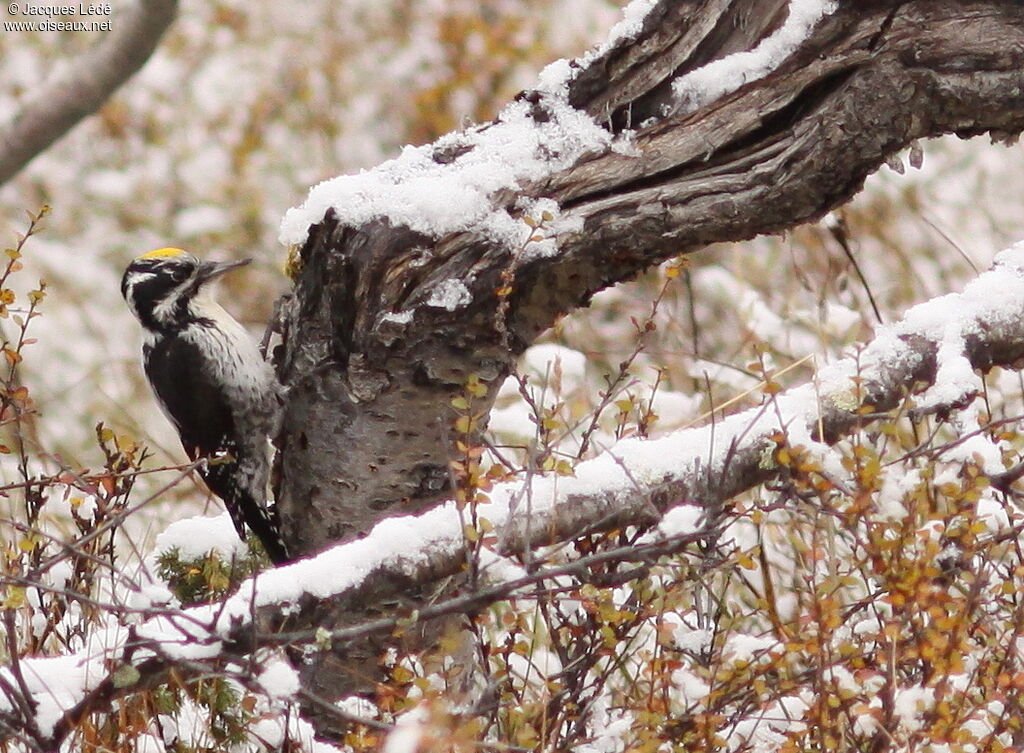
[270,0,1024,722]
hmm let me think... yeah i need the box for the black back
[143,334,234,461]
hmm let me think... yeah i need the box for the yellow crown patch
[139,247,187,260]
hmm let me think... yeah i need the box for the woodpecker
[121,248,288,564]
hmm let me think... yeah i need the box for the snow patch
[19,656,94,737]
[893,685,935,733]
[257,659,301,700]
[876,467,919,521]
[672,0,838,115]
[425,278,472,311]
[657,505,704,538]
[380,310,414,325]
[280,96,610,248]
[150,512,250,562]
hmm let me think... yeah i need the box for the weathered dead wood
[276,0,1024,554]
[269,0,1024,723]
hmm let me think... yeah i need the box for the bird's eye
[168,267,189,283]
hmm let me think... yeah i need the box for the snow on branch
[279,1,842,254]
[669,0,837,115]
[13,239,1024,746]
[281,1,1024,356]
[278,89,613,250]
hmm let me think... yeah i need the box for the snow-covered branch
[0,0,178,186]
[14,238,1024,746]
[273,240,1024,610]
[274,0,1024,561]
[262,0,1024,720]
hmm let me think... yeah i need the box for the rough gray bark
[270,0,1024,722]
[0,0,178,186]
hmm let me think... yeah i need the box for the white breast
[184,294,279,426]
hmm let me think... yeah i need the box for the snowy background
[5,1,1024,748]
[0,0,1019,550]
[0,0,625,548]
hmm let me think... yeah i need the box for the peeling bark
[270,0,1024,722]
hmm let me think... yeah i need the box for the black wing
[143,335,235,461]
[143,335,288,564]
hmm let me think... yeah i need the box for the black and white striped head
[121,248,250,333]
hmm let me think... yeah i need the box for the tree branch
[266,0,1024,719]
[0,0,178,186]
[17,239,1024,746]
[275,0,1024,560]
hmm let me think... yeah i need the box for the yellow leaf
[3,587,25,609]
[737,553,757,570]
[391,666,414,684]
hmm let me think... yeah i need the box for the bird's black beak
[196,258,251,284]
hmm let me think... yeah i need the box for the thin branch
[10,237,1024,746]
[250,525,719,649]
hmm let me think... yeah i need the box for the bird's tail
[236,490,290,565]
[202,461,290,565]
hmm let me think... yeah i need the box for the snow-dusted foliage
[5,0,1024,751]
[10,231,1024,749]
